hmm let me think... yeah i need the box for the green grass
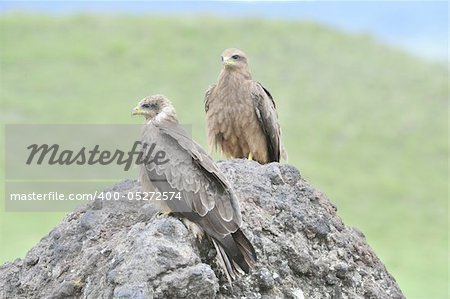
[0,13,448,299]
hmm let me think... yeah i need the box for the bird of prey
[132,95,257,281]
[205,48,287,164]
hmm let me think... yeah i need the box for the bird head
[221,48,249,71]
[132,94,177,123]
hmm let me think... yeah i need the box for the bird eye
[232,55,240,60]
[221,56,224,62]
[141,103,150,108]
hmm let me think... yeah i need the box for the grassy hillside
[0,14,447,299]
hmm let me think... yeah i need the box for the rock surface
[0,160,405,299]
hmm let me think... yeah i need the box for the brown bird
[205,48,286,164]
[132,95,257,282]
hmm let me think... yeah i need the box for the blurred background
[0,1,447,299]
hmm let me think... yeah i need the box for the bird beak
[222,56,234,67]
[132,106,142,116]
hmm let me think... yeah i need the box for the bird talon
[182,218,204,241]
[248,152,253,161]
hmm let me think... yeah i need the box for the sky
[0,1,448,62]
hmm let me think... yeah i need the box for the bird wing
[140,121,256,278]
[140,121,242,236]
[250,81,281,162]
[204,84,216,113]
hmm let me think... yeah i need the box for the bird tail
[212,229,257,283]
[232,229,257,271]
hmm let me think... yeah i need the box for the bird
[205,48,287,164]
[132,94,257,282]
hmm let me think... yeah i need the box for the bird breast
[211,81,255,136]
[207,74,267,161]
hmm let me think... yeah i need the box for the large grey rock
[0,160,405,299]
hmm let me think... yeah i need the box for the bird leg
[248,152,253,160]
[181,218,204,241]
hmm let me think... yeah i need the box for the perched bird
[205,48,287,164]
[132,95,257,282]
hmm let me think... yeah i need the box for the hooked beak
[132,106,143,116]
[222,56,234,67]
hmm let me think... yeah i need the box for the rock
[0,160,405,299]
